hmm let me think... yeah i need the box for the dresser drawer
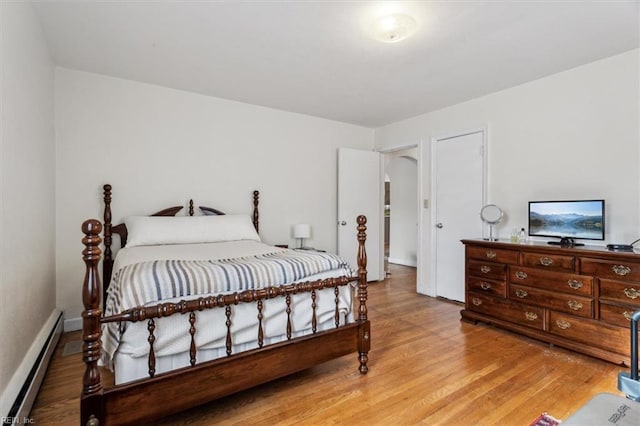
[468,277,506,297]
[468,260,507,281]
[468,292,544,330]
[581,258,640,282]
[600,302,639,328]
[509,284,593,318]
[467,246,519,264]
[509,266,593,296]
[521,252,574,272]
[549,311,629,355]
[599,279,640,306]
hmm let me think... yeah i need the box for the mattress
[101,240,355,384]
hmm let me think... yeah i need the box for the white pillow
[124,215,260,247]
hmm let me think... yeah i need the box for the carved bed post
[356,215,370,374]
[103,184,113,305]
[252,190,260,233]
[81,219,104,425]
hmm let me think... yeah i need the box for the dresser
[461,239,640,365]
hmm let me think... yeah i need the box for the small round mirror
[480,204,503,224]
[480,204,503,241]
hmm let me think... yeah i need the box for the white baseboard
[1,309,62,419]
[64,316,82,332]
[388,257,417,267]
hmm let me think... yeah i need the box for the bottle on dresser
[517,228,527,243]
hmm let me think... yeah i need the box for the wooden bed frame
[80,184,370,425]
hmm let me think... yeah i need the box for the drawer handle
[480,265,491,274]
[471,297,482,306]
[623,311,633,321]
[515,271,528,280]
[623,288,640,300]
[525,312,538,321]
[480,282,492,290]
[556,319,571,330]
[612,265,631,276]
[539,257,554,266]
[486,251,497,259]
[515,289,528,298]
[567,279,583,290]
[567,300,583,311]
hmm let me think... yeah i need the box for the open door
[337,148,382,281]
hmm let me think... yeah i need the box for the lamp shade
[293,224,311,239]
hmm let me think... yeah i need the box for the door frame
[428,127,488,297]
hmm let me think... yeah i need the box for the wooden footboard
[80,200,369,425]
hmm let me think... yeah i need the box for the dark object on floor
[529,412,561,426]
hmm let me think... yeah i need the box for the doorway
[383,148,419,277]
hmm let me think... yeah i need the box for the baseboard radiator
[3,311,62,423]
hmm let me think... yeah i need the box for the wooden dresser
[461,239,640,365]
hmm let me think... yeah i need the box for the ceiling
[32,1,639,128]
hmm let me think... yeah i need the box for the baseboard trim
[388,257,417,267]
[64,316,82,332]
[1,310,62,421]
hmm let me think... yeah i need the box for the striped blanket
[102,249,353,363]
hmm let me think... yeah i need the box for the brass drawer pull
[525,312,538,321]
[567,300,583,311]
[623,288,640,299]
[567,279,583,290]
[471,297,482,306]
[480,282,492,290]
[486,251,497,259]
[480,265,491,274]
[515,289,528,298]
[556,319,571,330]
[623,311,633,321]
[515,271,528,280]
[539,257,554,266]
[612,265,631,276]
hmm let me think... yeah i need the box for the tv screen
[528,200,605,241]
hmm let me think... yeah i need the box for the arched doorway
[384,150,418,275]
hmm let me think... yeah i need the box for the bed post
[356,215,370,374]
[103,184,113,302]
[81,219,104,425]
[252,190,260,233]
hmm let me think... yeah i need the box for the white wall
[0,2,56,415]
[55,68,374,323]
[375,49,640,294]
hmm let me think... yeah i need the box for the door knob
[339,221,347,226]
[436,223,443,228]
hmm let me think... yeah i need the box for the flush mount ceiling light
[372,14,417,43]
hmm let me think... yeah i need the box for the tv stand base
[548,241,585,247]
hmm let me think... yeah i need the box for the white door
[337,148,382,281]
[432,131,485,302]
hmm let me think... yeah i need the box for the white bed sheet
[104,240,355,384]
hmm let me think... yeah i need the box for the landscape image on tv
[529,200,604,240]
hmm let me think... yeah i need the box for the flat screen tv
[528,199,605,242]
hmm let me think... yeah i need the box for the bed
[80,185,369,425]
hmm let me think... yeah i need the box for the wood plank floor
[31,264,626,425]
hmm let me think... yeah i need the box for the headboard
[101,184,260,303]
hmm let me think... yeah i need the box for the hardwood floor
[30,264,626,425]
